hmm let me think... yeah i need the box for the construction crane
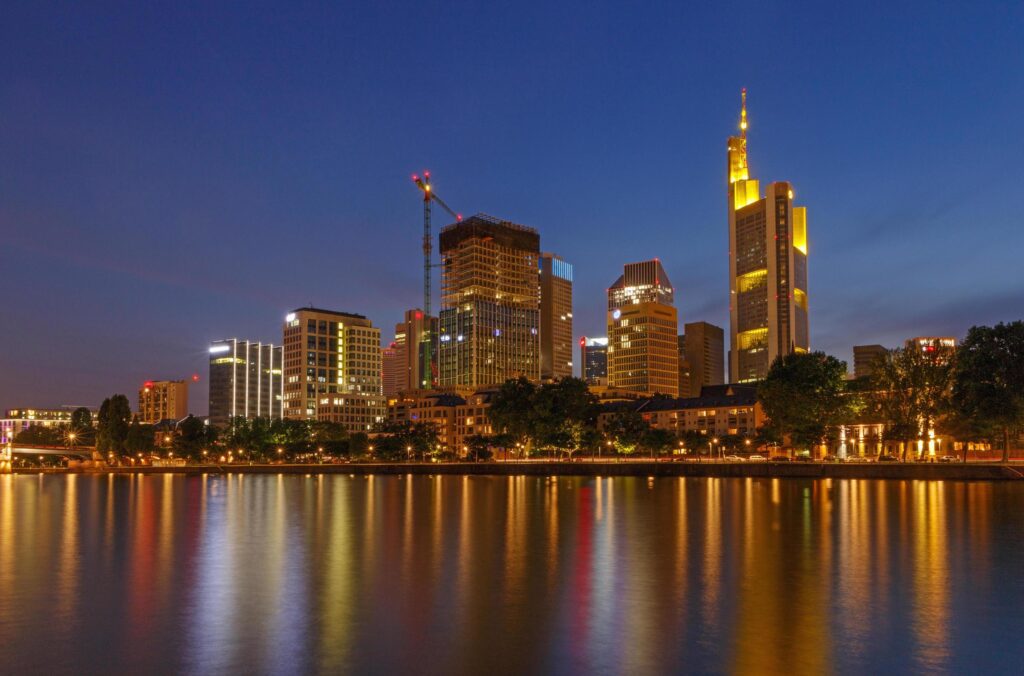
[411,170,461,390]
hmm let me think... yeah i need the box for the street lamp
[406,445,412,462]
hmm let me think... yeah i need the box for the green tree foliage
[641,427,676,457]
[348,432,370,457]
[464,434,494,461]
[679,429,707,455]
[951,322,1024,462]
[487,376,538,447]
[530,378,599,457]
[14,423,65,446]
[604,410,650,455]
[758,352,851,452]
[96,395,132,454]
[69,407,94,445]
[870,346,953,459]
[372,421,440,461]
[125,416,155,455]
[173,415,212,460]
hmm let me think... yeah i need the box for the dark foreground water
[1,474,1022,675]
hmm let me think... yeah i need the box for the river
[0,473,1021,674]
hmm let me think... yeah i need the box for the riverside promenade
[18,461,1024,481]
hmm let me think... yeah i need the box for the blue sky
[2,1,1023,414]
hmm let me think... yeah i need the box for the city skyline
[4,3,1024,414]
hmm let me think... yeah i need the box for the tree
[15,423,65,446]
[870,346,953,459]
[487,376,538,450]
[174,415,211,460]
[464,434,494,461]
[96,395,132,454]
[641,427,676,458]
[758,352,851,453]
[951,322,1024,462]
[125,416,155,455]
[679,430,707,456]
[531,377,599,458]
[604,410,649,455]
[69,407,94,445]
[348,432,370,457]
[372,421,440,461]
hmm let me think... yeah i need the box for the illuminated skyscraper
[728,89,809,382]
[382,342,400,398]
[282,307,385,431]
[580,336,609,385]
[437,214,540,387]
[208,339,283,426]
[607,260,679,396]
[539,252,573,381]
[138,380,188,423]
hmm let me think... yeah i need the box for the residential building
[607,260,679,396]
[138,380,188,424]
[580,336,609,385]
[598,385,763,438]
[282,307,385,432]
[539,252,573,381]
[853,344,888,380]
[387,389,464,450]
[382,343,400,398]
[728,89,809,382]
[393,309,438,392]
[682,322,725,396]
[437,214,541,387]
[207,339,283,426]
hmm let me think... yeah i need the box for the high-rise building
[437,214,540,387]
[138,380,188,423]
[607,260,679,396]
[677,335,693,397]
[853,344,888,380]
[540,252,573,381]
[728,89,809,382]
[208,339,283,426]
[282,307,385,431]
[580,336,609,385]
[393,309,438,392]
[906,336,957,364]
[382,343,400,398]
[682,321,725,395]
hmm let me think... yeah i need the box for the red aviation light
[192,374,200,382]
[579,337,586,347]
[415,310,424,320]
[412,174,419,182]
[424,170,431,178]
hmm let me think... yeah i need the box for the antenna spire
[740,88,748,138]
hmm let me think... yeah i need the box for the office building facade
[607,260,679,396]
[282,307,385,431]
[853,344,888,380]
[540,252,573,381]
[437,214,540,387]
[681,321,725,396]
[208,339,283,426]
[728,89,809,382]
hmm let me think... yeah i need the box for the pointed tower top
[739,88,748,138]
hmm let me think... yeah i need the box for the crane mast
[411,171,461,390]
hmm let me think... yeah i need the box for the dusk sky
[3,2,1023,414]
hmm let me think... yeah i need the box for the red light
[412,174,419,181]
[456,214,463,221]
[192,374,200,382]
[144,381,153,388]
[579,337,586,347]
[424,170,430,178]
[415,311,423,320]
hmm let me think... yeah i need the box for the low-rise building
[598,385,763,438]
[1,407,85,444]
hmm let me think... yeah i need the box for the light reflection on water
[0,474,1022,674]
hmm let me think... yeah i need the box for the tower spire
[740,88,748,138]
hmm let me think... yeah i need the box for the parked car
[723,454,744,462]
[748,454,767,462]
[795,455,814,462]
[845,456,871,463]
[939,455,958,463]
[878,455,899,462]
[823,454,838,463]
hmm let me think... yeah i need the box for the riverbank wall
[14,462,1024,481]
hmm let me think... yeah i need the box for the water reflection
[0,474,1022,674]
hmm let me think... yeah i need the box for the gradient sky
[3,2,1023,415]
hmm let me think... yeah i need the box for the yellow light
[792,206,807,254]
[736,268,767,293]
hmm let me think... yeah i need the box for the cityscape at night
[2,2,1024,674]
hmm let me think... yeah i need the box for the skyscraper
[208,339,283,426]
[682,321,725,394]
[539,252,573,381]
[437,214,540,387]
[607,260,679,396]
[393,309,438,392]
[580,336,609,385]
[853,344,888,379]
[282,307,385,431]
[728,89,809,382]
